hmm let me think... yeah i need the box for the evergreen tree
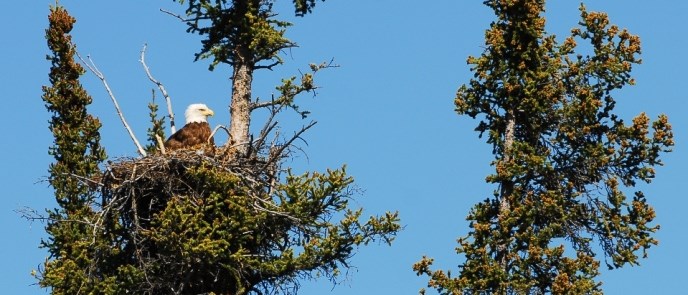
[414,1,673,294]
[145,91,166,154]
[38,2,400,294]
[39,5,110,294]
[175,0,325,155]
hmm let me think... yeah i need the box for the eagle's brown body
[163,103,215,151]
[164,121,214,151]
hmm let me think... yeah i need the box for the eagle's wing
[164,122,213,151]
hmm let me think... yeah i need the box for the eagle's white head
[185,103,214,124]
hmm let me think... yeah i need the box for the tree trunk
[228,50,253,156]
[497,108,516,291]
[500,109,516,214]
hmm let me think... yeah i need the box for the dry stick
[159,8,189,22]
[210,125,230,144]
[16,206,99,227]
[140,44,177,134]
[254,98,284,150]
[77,52,148,157]
[63,172,103,188]
[155,134,167,155]
[264,121,317,169]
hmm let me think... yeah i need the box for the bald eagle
[164,103,215,151]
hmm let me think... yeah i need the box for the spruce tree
[39,5,109,294]
[37,2,400,294]
[414,1,673,294]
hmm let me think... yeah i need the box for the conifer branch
[77,52,147,157]
[140,44,177,134]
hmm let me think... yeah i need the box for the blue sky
[2,1,685,294]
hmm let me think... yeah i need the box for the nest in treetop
[47,117,393,294]
[88,111,331,293]
[104,146,268,193]
[97,119,313,253]
[101,145,278,233]
[97,146,285,293]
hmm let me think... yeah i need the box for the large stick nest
[99,147,283,294]
[103,145,284,229]
[93,119,318,293]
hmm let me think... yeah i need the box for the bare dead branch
[251,92,280,111]
[77,52,147,157]
[251,100,280,111]
[158,8,212,23]
[159,8,189,22]
[253,97,285,152]
[16,206,48,223]
[254,59,283,70]
[210,125,230,145]
[252,201,300,223]
[62,172,103,188]
[140,44,177,134]
[16,206,98,227]
[255,121,279,152]
[264,121,317,169]
[316,58,340,71]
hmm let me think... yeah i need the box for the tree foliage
[175,0,321,70]
[39,5,110,293]
[145,91,166,154]
[94,157,399,294]
[38,2,399,295]
[173,0,326,152]
[414,1,673,294]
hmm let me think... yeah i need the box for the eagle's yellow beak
[205,108,214,117]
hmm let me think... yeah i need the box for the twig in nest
[156,134,167,155]
[210,125,230,144]
[77,52,147,157]
[140,44,177,134]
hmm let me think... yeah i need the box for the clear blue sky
[2,1,685,294]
